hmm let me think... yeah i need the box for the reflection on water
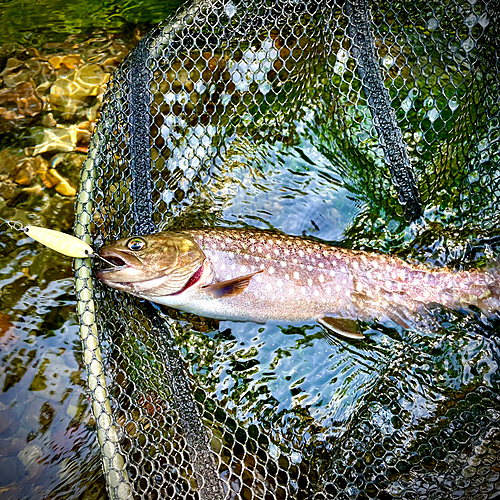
[0,246,105,498]
[0,1,174,494]
[0,0,185,45]
[210,119,364,241]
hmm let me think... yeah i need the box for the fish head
[96,232,206,298]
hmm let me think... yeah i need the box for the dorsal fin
[202,270,264,298]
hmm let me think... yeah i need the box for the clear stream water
[1,1,499,499]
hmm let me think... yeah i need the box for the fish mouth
[95,248,142,284]
[96,254,128,273]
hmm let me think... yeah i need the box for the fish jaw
[96,247,149,287]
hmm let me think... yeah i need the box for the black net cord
[127,35,156,236]
[125,36,225,499]
[147,303,225,498]
[346,0,423,221]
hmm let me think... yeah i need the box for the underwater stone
[0,57,43,88]
[39,168,77,196]
[0,82,44,134]
[31,122,93,155]
[51,151,86,187]
[10,158,36,186]
[54,176,77,197]
[0,148,25,176]
[49,64,108,119]
[48,54,83,70]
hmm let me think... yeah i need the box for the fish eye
[127,237,146,251]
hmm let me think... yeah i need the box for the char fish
[96,228,500,339]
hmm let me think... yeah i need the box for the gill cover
[96,232,206,297]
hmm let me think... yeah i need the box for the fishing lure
[23,225,95,258]
[0,217,115,265]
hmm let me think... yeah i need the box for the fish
[96,227,500,340]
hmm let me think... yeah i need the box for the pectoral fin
[318,316,365,340]
[202,270,263,298]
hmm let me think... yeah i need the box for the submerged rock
[0,82,44,133]
[31,121,93,155]
[49,64,108,119]
[48,54,83,71]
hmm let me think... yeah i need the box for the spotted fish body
[97,228,500,339]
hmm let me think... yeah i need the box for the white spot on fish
[266,283,272,291]
[307,265,313,271]
[274,248,280,255]
[299,250,304,257]
[301,287,306,295]
[285,274,290,280]
[308,278,313,286]
[220,264,226,271]
[280,261,287,268]
[352,261,359,270]
[356,282,363,292]
[293,258,298,264]
[285,249,290,256]
[318,262,324,268]
[314,289,319,297]
[277,279,283,287]
[212,255,219,263]
[258,247,263,253]
[240,266,247,274]
[269,267,275,274]
[294,271,300,280]
[255,257,260,262]
[335,284,341,292]
[319,275,325,283]
[260,264,265,270]
[327,286,332,294]
[256,275,263,283]
[251,265,256,271]
[231,263,236,270]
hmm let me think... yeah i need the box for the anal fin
[318,316,365,341]
[202,270,263,298]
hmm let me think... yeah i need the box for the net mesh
[74,0,500,498]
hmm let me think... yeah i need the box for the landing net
[74,1,500,498]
